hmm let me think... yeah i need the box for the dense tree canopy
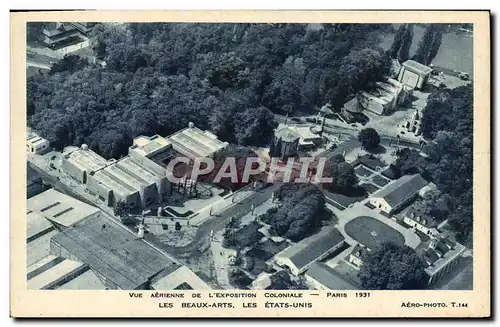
[359,242,428,290]
[388,24,414,63]
[358,128,381,150]
[28,23,391,159]
[261,184,326,242]
[394,85,473,245]
[413,24,444,66]
[323,154,359,192]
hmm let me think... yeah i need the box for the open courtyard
[344,216,405,249]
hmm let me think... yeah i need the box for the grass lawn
[354,165,373,177]
[372,174,391,187]
[345,216,405,249]
[359,183,380,194]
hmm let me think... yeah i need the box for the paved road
[144,184,280,257]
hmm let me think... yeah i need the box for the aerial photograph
[26,22,473,291]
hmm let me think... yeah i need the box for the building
[150,265,211,290]
[356,78,413,116]
[318,104,335,117]
[368,174,429,215]
[403,110,422,135]
[27,163,45,198]
[70,22,97,35]
[26,192,108,290]
[42,22,83,48]
[305,262,359,290]
[27,255,105,290]
[28,188,100,230]
[347,244,371,270]
[423,237,466,285]
[27,209,58,266]
[275,228,345,276]
[86,156,171,208]
[398,60,433,90]
[403,207,440,238]
[26,132,50,155]
[270,125,301,161]
[50,214,179,290]
[129,134,172,158]
[167,122,228,159]
[61,144,113,184]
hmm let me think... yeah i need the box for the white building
[398,60,433,90]
[26,132,50,154]
[275,228,345,276]
[403,207,440,238]
[368,174,429,215]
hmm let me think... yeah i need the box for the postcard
[11,10,490,318]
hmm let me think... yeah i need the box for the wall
[369,198,391,213]
[61,157,86,184]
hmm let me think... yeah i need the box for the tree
[359,242,428,290]
[358,128,380,150]
[323,154,359,192]
[388,24,406,59]
[397,24,414,63]
[49,55,89,75]
[413,24,444,66]
[114,201,131,223]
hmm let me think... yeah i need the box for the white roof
[28,189,100,227]
[27,209,54,241]
[57,270,106,290]
[168,127,228,158]
[151,266,211,290]
[64,147,109,173]
[28,259,85,290]
[27,230,59,266]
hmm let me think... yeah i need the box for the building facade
[398,60,433,90]
[27,132,50,155]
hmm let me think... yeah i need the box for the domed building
[270,125,300,161]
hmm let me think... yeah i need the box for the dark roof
[423,249,440,265]
[405,207,439,228]
[371,174,429,208]
[305,263,359,290]
[51,215,177,290]
[344,97,363,113]
[283,229,345,270]
[435,239,452,257]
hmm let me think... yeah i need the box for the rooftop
[27,164,42,185]
[64,146,110,173]
[306,262,359,290]
[92,169,138,197]
[276,228,345,271]
[27,258,85,290]
[116,157,163,185]
[131,135,172,158]
[403,60,433,75]
[370,174,429,208]
[51,215,177,290]
[275,125,301,143]
[351,243,370,260]
[168,125,228,158]
[405,207,439,228]
[151,265,211,290]
[424,239,465,275]
[27,229,59,266]
[277,124,321,145]
[27,209,55,243]
[28,188,100,228]
[56,269,107,290]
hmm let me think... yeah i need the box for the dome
[275,126,300,143]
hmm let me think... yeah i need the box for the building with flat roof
[347,243,371,270]
[368,174,429,215]
[398,60,433,90]
[50,214,178,290]
[167,122,228,159]
[62,144,113,184]
[305,262,359,290]
[129,134,172,158]
[26,132,50,155]
[28,188,100,229]
[150,265,211,290]
[275,228,346,276]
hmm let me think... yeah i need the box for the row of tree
[27,23,392,159]
[388,23,444,66]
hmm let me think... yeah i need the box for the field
[345,216,405,249]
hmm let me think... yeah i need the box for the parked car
[458,72,470,81]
